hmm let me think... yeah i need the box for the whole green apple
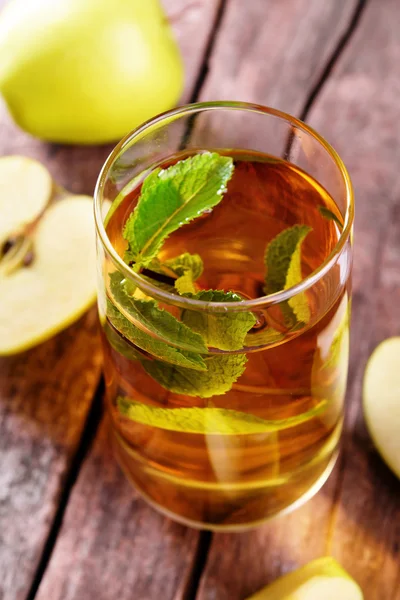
[0,0,184,144]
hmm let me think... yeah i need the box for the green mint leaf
[318,205,343,229]
[123,152,234,267]
[103,320,145,363]
[322,305,350,370]
[264,224,312,326]
[142,352,247,398]
[106,300,206,371]
[117,396,328,434]
[109,272,207,354]
[181,290,256,351]
[165,252,203,294]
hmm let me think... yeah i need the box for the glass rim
[94,101,354,313]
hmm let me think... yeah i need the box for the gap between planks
[25,380,104,600]
[188,0,370,597]
[23,2,229,599]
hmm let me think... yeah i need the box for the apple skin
[0,0,184,144]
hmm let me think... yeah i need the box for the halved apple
[247,557,363,600]
[0,155,53,247]
[0,156,97,355]
[363,337,400,479]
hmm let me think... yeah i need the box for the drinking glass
[94,102,353,530]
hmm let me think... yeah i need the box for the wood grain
[307,0,400,596]
[163,0,222,102]
[0,0,220,598]
[199,0,358,115]
[9,1,220,599]
[0,312,102,600]
[198,1,400,599]
[35,420,200,600]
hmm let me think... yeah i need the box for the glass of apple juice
[94,102,354,531]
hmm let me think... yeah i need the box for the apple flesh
[247,557,363,600]
[0,195,97,354]
[0,156,52,247]
[363,337,400,479]
[0,0,184,144]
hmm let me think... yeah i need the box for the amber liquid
[102,151,350,529]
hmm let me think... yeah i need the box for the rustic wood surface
[197,1,400,599]
[35,421,200,600]
[0,1,219,599]
[0,0,399,599]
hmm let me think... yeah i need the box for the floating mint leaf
[117,396,328,434]
[264,224,312,326]
[106,300,206,371]
[318,205,343,229]
[109,272,207,354]
[181,290,256,351]
[123,152,234,267]
[142,352,247,398]
[322,304,350,370]
[165,252,203,294]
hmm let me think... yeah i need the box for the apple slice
[363,337,400,478]
[0,195,97,355]
[0,155,53,247]
[247,557,363,600]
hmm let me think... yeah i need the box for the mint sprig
[165,252,203,294]
[106,300,206,371]
[118,396,328,434]
[142,353,247,398]
[264,224,312,326]
[123,152,234,268]
[109,271,207,354]
[105,299,248,398]
[318,205,343,229]
[106,152,315,404]
[182,290,256,351]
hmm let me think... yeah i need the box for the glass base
[110,424,340,532]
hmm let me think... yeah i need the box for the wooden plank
[0,1,221,598]
[35,420,200,600]
[199,0,358,115]
[163,0,222,102]
[198,1,400,599]
[306,0,400,596]
[0,102,107,600]
[23,2,220,599]
[0,312,102,600]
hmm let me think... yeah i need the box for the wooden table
[1,1,399,598]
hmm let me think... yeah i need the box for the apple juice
[101,150,350,529]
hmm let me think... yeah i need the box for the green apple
[0,157,97,355]
[0,0,183,144]
[247,557,363,600]
[363,337,400,479]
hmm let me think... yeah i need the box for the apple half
[363,337,400,479]
[0,155,53,246]
[0,156,97,355]
[247,557,363,600]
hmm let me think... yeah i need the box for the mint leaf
[318,205,343,229]
[264,225,312,326]
[109,272,207,354]
[103,320,144,363]
[181,290,256,351]
[322,306,350,370]
[123,152,234,267]
[118,396,328,434]
[165,252,203,294]
[142,352,247,398]
[106,300,206,371]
